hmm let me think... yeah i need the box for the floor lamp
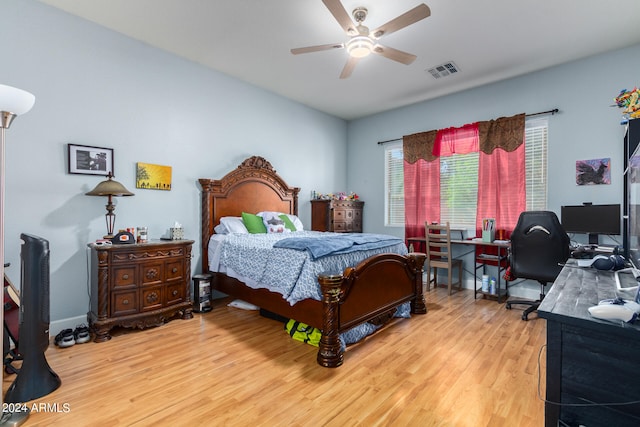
[0,85,35,426]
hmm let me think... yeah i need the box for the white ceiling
[38,0,640,120]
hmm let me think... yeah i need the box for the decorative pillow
[261,211,290,234]
[257,211,304,231]
[220,217,249,234]
[241,212,267,234]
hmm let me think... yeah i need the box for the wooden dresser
[311,199,364,232]
[88,239,194,342]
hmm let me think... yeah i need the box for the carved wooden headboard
[198,156,300,273]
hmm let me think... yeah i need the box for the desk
[451,239,510,303]
[407,228,466,252]
[538,264,640,426]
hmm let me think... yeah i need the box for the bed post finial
[239,156,275,172]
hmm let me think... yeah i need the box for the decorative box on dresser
[311,199,364,232]
[88,239,194,342]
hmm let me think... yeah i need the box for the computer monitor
[560,203,621,245]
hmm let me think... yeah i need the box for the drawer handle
[146,269,159,280]
[123,299,129,305]
[146,292,159,303]
[172,290,178,296]
[172,267,178,273]
[122,274,129,280]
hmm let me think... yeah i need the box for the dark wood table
[537,263,640,427]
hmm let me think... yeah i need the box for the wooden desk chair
[425,222,463,295]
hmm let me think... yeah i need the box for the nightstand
[88,239,194,342]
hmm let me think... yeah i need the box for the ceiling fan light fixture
[346,36,373,58]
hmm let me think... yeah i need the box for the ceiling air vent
[426,62,459,79]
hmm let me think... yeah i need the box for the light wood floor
[3,288,546,426]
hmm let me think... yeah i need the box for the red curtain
[476,114,526,235]
[433,123,479,156]
[404,158,440,240]
[403,131,439,241]
[476,145,526,235]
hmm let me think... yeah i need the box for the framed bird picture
[575,158,610,185]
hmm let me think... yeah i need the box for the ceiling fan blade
[339,56,360,79]
[370,4,431,39]
[322,0,357,35]
[372,45,417,65]
[291,43,344,55]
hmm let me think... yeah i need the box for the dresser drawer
[141,285,163,311]
[113,266,136,288]
[166,282,185,306]
[333,221,348,232]
[112,290,138,317]
[165,260,184,282]
[141,262,164,286]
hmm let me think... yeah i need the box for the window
[384,144,405,226]
[384,118,548,227]
[525,118,548,211]
[440,152,479,227]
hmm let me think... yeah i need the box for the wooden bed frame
[199,156,426,367]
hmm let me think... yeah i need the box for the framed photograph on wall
[68,144,114,176]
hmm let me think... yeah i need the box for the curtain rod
[376,108,560,145]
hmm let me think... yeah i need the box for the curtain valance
[478,113,525,154]
[402,113,525,162]
[403,130,438,163]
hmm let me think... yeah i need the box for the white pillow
[287,214,304,231]
[214,223,228,234]
[257,212,304,231]
[219,216,249,234]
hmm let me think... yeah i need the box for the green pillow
[241,212,267,234]
[279,214,297,232]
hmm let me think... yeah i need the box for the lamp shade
[0,84,35,116]
[346,36,373,58]
[86,174,134,197]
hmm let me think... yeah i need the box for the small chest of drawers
[311,199,364,232]
[88,239,194,342]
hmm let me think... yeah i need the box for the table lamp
[86,172,134,238]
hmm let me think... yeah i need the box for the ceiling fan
[291,0,431,79]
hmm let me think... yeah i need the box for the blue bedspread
[273,233,404,260]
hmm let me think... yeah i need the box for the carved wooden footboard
[317,252,426,367]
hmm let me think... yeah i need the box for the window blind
[525,118,548,211]
[440,152,479,228]
[385,142,405,226]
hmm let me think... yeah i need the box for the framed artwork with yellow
[136,162,172,191]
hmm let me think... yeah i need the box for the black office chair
[505,211,570,320]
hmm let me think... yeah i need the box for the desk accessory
[482,218,495,242]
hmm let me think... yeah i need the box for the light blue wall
[2,0,347,328]
[347,43,640,238]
